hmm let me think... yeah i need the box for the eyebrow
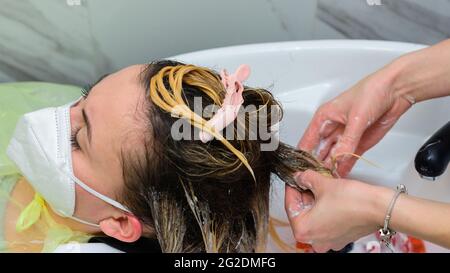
[82,73,110,146]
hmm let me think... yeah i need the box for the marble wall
[0,0,110,84]
[0,0,317,85]
[316,0,450,44]
[0,0,448,85]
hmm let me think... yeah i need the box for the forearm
[385,39,450,103]
[373,186,450,249]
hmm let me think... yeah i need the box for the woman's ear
[99,214,142,243]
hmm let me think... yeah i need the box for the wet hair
[119,60,331,252]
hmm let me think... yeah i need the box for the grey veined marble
[317,0,450,45]
[0,0,317,84]
[0,0,111,84]
[1,0,448,84]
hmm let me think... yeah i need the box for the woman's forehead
[89,65,149,157]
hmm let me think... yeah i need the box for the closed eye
[70,127,82,151]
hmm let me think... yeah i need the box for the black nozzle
[414,121,450,180]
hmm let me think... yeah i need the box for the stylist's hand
[300,70,413,177]
[285,170,390,253]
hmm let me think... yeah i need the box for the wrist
[364,184,395,230]
[386,41,450,103]
[365,57,407,104]
[388,55,417,100]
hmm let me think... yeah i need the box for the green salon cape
[0,82,81,177]
[0,82,88,252]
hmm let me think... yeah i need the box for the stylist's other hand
[285,170,387,253]
[299,70,412,177]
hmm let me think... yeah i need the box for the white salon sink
[173,40,450,253]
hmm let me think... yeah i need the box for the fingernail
[319,120,333,135]
[319,120,330,132]
[294,172,312,189]
[314,138,328,159]
[312,147,319,158]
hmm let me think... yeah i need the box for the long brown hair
[119,60,330,252]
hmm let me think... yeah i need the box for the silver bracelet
[378,184,407,251]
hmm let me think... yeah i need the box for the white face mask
[6,98,130,227]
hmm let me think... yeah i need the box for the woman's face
[69,64,148,236]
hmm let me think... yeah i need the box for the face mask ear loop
[69,215,100,228]
[71,175,131,213]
